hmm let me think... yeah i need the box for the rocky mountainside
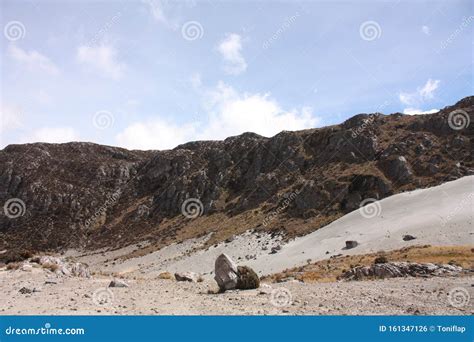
[0,97,472,256]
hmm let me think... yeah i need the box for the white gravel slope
[247,175,473,275]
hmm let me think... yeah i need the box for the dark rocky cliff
[1,97,472,254]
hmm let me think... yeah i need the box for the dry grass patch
[41,262,60,272]
[6,262,22,270]
[157,272,175,280]
[264,245,474,283]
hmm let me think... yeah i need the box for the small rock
[259,284,273,294]
[402,234,416,241]
[270,245,281,254]
[19,287,40,294]
[344,240,359,249]
[19,287,33,294]
[109,279,129,288]
[21,264,33,272]
[174,272,199,282]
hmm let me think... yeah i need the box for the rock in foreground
[214,254,260,292]
[236,266,260,290]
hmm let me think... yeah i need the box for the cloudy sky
[0,0,472,150]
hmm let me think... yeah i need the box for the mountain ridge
[0,96,472,257]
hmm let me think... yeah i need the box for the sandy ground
[0,267,472,315]
[70,176,473,278]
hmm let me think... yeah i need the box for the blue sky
[0,0,472,150]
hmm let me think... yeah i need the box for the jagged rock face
[341,262,465,281]
[0,97,472,252]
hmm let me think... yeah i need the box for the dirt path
[1,268,472,315]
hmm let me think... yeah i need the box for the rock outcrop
[0,97,472,253]
[341,262,465,281]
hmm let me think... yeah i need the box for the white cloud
[399,79,440,106]
[421,25,431,35]
[142,0,168,24]
[115,81,320,150]
[403,108,439,115]
[419,79,440,99]
[0,103,23,132]
[8,45,59,75]
[116,118,197,150]
[77,45,125,80]
[27,127,79,143]
[217,34,247,75]
[199,82,318,140]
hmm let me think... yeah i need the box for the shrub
[157,272,174,280]
[236,266,260,289]
[42,262,60,272]
[6,262,22,270]
[374,255,388,264]
[0,249,34,264]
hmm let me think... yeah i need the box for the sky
[0,0,472,150]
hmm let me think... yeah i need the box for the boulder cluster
[214,254,260,292]
[341,262,465,281]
